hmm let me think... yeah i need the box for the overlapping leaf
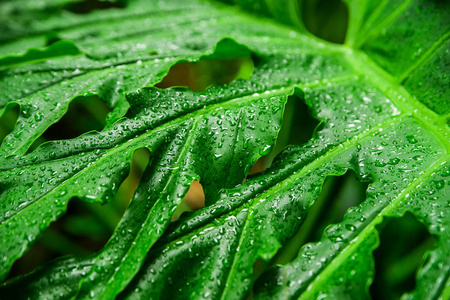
[0,0,449,299]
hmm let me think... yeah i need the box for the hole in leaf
[301,0,348,44]
[248,94,319,175]
[171,180,205,222]
[370,212,436,300]
[248,159,267,176]
[27,95,112,153]
[63,0,126,14]
[155,57,254,92]
[0,104,19,146]
[270,170,368,265]
[7,148,150,279]
[112,148,151,214]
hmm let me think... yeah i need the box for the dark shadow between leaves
[63,0,126,14]
[155,57,254,93]
[301,0,349,44]
[7,148,150,279]
[0,104,19,147]
[27,95,112,153]
[370,212,436,300]
[45,32,62,46]
[275,170,368,264]
[171,180,205,222]
[6,196,111,279]
[252,170,368,282]
[248,94,320,177]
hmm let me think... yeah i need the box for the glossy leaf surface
[0,0,448,299]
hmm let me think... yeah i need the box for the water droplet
[259,145,272,155]
[406,135,418,144]
[345,224,356,231]
[388,158,400,165]
[433,180,445,190]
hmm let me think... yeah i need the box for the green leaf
[0,32,285,285]
[0,0,449,299]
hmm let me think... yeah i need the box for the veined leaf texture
[0,0,448,299]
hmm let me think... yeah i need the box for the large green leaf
[0,0,449,299]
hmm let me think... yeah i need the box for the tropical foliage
[0,0,449,299]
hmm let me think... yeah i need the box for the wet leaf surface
[0,0,448,299]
